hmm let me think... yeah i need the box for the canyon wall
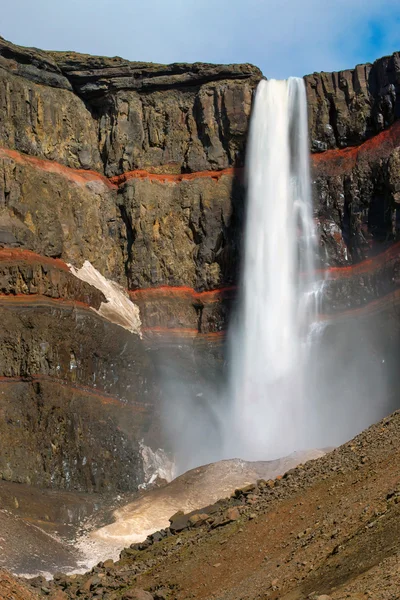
[0,35,399,490]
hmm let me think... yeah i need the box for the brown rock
[122,589,154,600]
[1,33,400,506]
[225,507,240,521]
[49,591,68,600]
[306,52,399,151]
[0,152,125,280]
[103,558,115,569]
[188,513,209,527]
[234,483,257,497]
[0,304,157,491]
[0,569,40,599]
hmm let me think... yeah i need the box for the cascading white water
[164,75,390,474]
[225,77,318,460]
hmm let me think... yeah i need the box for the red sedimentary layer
[0,247,70,272]
[311,120,400,176]
[2,277,398,340]
[129,240,400,297]
[110,167,240,186]
[142,288,400,339]
[1,239,400,307]
[0,147,116,189]
[0,119,397,201]
[1,121,398,194]
[0,145,239,188]
[130,285,236,304]
[321,241,400,280]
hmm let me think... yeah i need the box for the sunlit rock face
[0,36,260,490]
[306,56,400,151]
[0,34,399,490]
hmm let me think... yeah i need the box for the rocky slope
[13,409,400,600]
[0,35,400,492]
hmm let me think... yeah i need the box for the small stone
[151,530,166,542]
[249,513,257,520]
[28,576,47,589]
[169,510,184,522]
[103,558,115,569]
[213,563,221,568]
[169,511,190,533]
[225,507,240,521]
[188,513,209,527]
[82,575,101,592]
[234,483,256,497]
[246,495,258,504]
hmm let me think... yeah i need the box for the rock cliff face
[306,55,400,151]
[0,35,399,491]
[0,36,260,491]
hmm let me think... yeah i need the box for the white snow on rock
[69,260,142,337]
[139,442,176,489]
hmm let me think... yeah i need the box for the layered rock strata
[0,37,260,490]
[0,250,157,491]
[0,35,399,491]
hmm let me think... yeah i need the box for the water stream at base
[225,77,320,460]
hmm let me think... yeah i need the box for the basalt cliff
[0,36,400,492]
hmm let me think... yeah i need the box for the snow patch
[69,261,141,336]
[139,442,176,489]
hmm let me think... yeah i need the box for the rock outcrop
[0,34,400,491]
[306,53,400,152]
[0,36,259,491]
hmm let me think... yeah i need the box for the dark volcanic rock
[0,39,101,171]
[306,52,400,151]
[0,36,262,176]
[0,149,125,280]
[0,304,157,491]
[0,34,400,495]
[49,52,262,176]
[119,172,244,290]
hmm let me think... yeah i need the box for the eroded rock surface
[0,35,400,496]
[306,53,400,151]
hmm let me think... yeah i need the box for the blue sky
[1,0,400,78]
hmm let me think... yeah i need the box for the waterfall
[225,77,318,460]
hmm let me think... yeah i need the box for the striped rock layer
[0,36,399,490]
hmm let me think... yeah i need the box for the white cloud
[1,0,400,77]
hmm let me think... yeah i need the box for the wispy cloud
[2,0,400,78]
